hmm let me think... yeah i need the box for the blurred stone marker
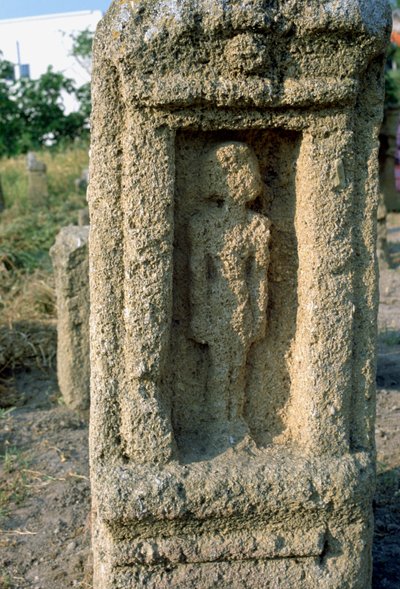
[75,167,89,193]
[26,152,48,205]
[88,1,390,588]
[78,208,90,226]
[50,226,90,411]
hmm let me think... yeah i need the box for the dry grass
[0,145,89,274]
[0,268,57,381]
[0,320,56,378]
[0,144,89,211]
[0,269,56,323]
[0,145,88,377]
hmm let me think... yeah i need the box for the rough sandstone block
[51,226,90,411]
[88,1,391,587]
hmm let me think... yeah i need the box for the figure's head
[200,141,263,205]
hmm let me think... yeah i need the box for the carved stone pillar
[88,1,390,587]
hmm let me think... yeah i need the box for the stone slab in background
[75,168,89,194]
[78,208,90,226]
[50,226,90,411]
[26,152,48,206]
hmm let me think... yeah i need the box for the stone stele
[88,1,390,587]
[51,226,90,411]
[26,152,48,205]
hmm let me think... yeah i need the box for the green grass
[0,569,13,588]
[2,446,28,475]
[0,446,31,523]
[0,144,89,275]
[0,408,15,420]
[0,144,89,322]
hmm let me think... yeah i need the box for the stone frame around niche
[113,109,358,465]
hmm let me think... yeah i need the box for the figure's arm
[249,217,271,341]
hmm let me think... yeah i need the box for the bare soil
[373,214,400,589]
[0,373,91,589]
[0,220,400,588]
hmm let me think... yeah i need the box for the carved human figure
[189,141,271,441]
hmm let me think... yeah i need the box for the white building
[0,10,103,111]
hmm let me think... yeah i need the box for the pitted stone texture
[51,226,90,411]
[94,0,390,110]
[89,0,390,587]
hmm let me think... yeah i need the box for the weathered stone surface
[51,226,90,411]
[26,152,48,205]
[88,1,390,587]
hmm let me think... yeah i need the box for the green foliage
[70,28,94,75]
[14,68,87,151]
[385,70,400,107]
[0,36,92,157]
[75,82,91,124]
[0,54,22,157]
[70,29,94,127]
[385,42,400,107]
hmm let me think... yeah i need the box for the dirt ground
[374,214,400,589]
[0,373,91,589]
[0,222,400,588]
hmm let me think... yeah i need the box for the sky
[0,1,110,20]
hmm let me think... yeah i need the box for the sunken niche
[170,129,301,460]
